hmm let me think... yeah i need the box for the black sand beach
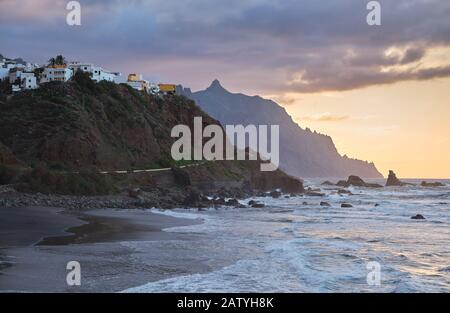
[0,206,204,292]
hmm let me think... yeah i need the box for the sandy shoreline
[0,206,204,292]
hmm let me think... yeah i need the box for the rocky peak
[206,79,226,92]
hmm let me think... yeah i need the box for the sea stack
[386,170,404,186]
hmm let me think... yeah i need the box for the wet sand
[0,206,204,292]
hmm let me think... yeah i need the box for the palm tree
[48,57,56,67]
[55,55,66,66]
[48,55,67,67]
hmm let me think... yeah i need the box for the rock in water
[338,175,383,188]
[411,214,426,220]
[270,190,282,198]
[421,181,445,187]
[341,203,353,208]
[386,170,404,186]
[320,201,331,207]
[251,203,265,208]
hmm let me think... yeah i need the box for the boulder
[183,189,201,206]
[321,181,334,186]
[338,175,383,188]
[320,201,331,207]
[225,198,240,206]
[269,190,282,199]
[213,197,226,205]
[128,188,142,199]
[411,214,426,220]
[251,203,265,208]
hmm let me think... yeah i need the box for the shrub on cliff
[16,163,117,195]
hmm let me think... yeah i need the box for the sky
[1,0,449,178]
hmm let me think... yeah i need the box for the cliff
[0,72,303,196]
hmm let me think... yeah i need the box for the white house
[0,67,9,81]
[68,62,120,82]
[20,72,38,90]
[40,66,73,83]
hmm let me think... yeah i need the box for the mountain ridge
[178,80,383,179]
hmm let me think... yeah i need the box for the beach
[0,206,204,292]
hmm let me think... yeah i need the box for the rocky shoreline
[0,184,298,211]
[1,173,446,211]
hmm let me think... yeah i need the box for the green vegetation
[0,163,117,195]
[47,55,67,67]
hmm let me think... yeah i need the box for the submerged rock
[321,181,334,186]
[320,201,331,207]
[411,214,426,220]
[421,181,445,187]
[341,203,353,208]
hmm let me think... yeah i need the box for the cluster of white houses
[0,57,176,95]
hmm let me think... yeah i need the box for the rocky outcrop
[338,175,382,188]
[421,181,445,187]
[385,170,413,186]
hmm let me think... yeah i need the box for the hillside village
[0,54,177,95]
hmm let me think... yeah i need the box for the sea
[124,179,450,293]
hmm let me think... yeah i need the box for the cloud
[1,0,450,93]
[267,94,299,106]
[298,112,350,122]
